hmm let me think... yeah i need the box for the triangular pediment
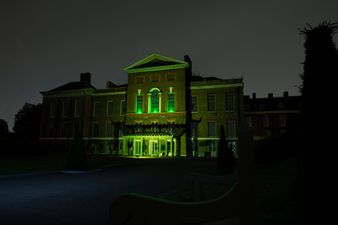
[124,54,189,73]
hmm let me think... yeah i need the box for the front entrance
[134,140,142,156]
[149,139,159,156]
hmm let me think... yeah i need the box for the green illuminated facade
[39,54,244,158]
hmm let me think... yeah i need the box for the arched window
[148,88,162,113]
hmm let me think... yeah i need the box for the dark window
[225,92,235,111]
[92,123,99,137]
[207,94,216,112]
[227,120,236,137]
[208,121,216,137]
[107,101,113,116]
[191,96,197,112]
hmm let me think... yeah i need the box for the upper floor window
[167,74,176,81]
[148,88,162,113]
[279,114,286,127]
[191,96,198,112]
[136,95,143,114]
[107,101,113,116]
[136,76,145,84]
[62,101,68,118]
[94,102,100,117]
[277,102,284,110]
[167,87,175,112]
[120,100,126,116]
[225,92,235,112]
[263,114,270,127]
[151,90,159,112]
[49,102,56,118]
[151,75,159,82]
[74,100,80,117]
[207,94,216,112]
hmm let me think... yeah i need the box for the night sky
[1,0,337,130]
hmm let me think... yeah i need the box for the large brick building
[244,92,302,141]
[39,54,244,157]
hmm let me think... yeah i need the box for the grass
[0,152,297,224]
[158,157,297,225]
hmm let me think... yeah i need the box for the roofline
[123,53,189,74]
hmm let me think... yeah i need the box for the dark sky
[1,0,338,130]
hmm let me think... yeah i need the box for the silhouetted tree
[0,119,9,138]
[13,103,42,142]
[217,125,235,174]
[64,135,89,171]
[298,21,338,224]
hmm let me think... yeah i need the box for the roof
[46,81,96,92]
[124,54,189,73]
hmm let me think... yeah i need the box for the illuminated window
[225,92,235,112]
[227,120,236,137]
[136,95,143,113]
[207,94,216,112]
[191,96,197,112]
[107,101,113,116]
[208,121,216,137]
[167,93,175,112]
[151,90,159,112]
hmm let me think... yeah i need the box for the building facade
[39,54,244,157]
[244,92,302,141]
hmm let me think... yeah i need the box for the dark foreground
[0,159,208,225]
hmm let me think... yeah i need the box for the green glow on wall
[167,93,175,112]
[150,90,159,113]
[136,95,143,114]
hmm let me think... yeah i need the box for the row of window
[49,101,81,118]
[191,92,236,113]
[136,88,175,114]
[135,74,176,84]
[246,114,287,128]
[49,91,236,118]
[93,100,125,117]
[207,120,237,138]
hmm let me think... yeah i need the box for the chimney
[80,72,91,85]
[283,91,289,97]
[252,92,256,99]
[268,93,273,98]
